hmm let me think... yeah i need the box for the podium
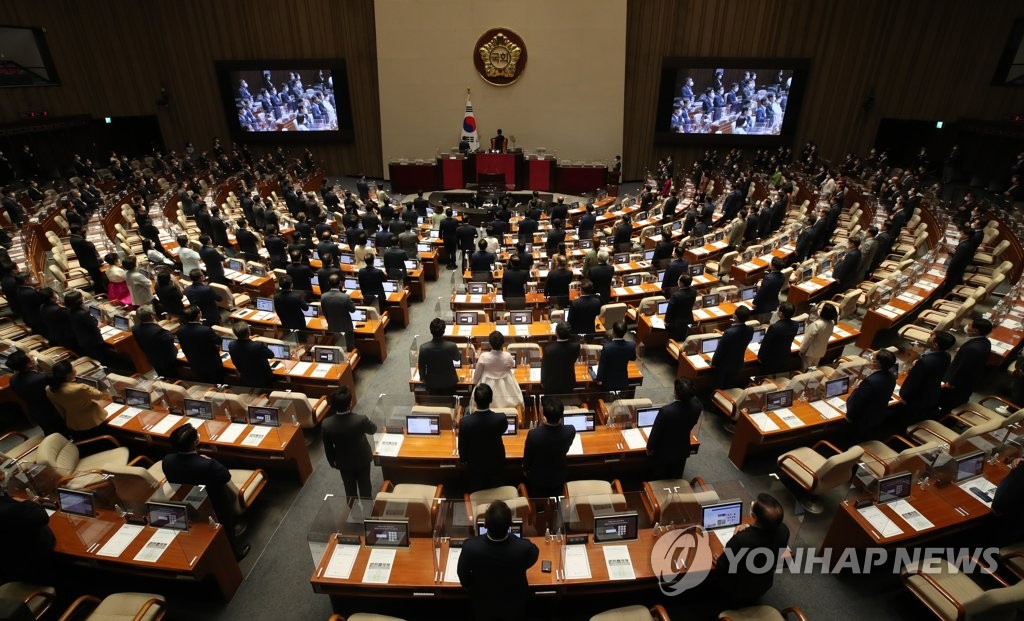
[388,161,437,194]
[526,155,555,191]
[476,152,521,189]
[556,164,607,194]
[438,154,467,190]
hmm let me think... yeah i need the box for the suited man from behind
[567,279,602,335]
[647,378,702,479]
[940,226,977,296]
[274,275,310,333]
[357,253,387,310]
[65,289,108,364]
[900,330,954,423]
[457,221,478,270]
[440,208,460,269]
[458,500,539,621]
[752,258,786,320]
[419,318,460,395]
[941,317,993,411]
[541,322,580,396]
[229,322,275,389]
[458,384,507,492]
[713,494,790,605]
[661,245,689,294]
[163,425,249,560]
[132,305,178,379]
[595,321,637,392]
[69,225,105,293]
[0,475,55,585]
[795,214,816,262]
[523,397,576,498]
[198,235,227,285]
[757,302,799,375]
[501,255,530,309]
[665,274,697,342]
[322,386,377,499]
[846,349,898,443]
[545,219,566,256]
[321,274,356,350]
[184,269,222,327]
[712,305,754,389]
[177,307,226,384]
[832,238,863,292]
[578,203,597,239]
[6,350,67,437]
[588,251,615,303]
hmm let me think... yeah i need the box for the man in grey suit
[320,274,356,350]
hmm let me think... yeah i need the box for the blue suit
[596,339,637,392]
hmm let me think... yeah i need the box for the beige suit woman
[799,303,838,369]
[471,331,524,409]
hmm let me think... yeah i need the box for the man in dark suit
[382,239,409,282]
[458,384,508,491]
[549,196,569,223]
[6,350,66,437]
[941,227,977,295]
[357,254,387,310]
[567,279,602,334]
[69,225,105,293]
[752,258,786,320]
[315,231,340,267]
[457,221,478,269]
[712,305,754,389]
[900,330,954,423]
[545,219,566,256]
[647,378,702,479]
[195,203,213,238]
[458,500,539,621]
[541,322,580,396]
[832,239,862,292]
[234,219,261,262]
[419,318,460,395]
[229,322,275,389]
[440,209,460,269]
[163,425,249,560]
[652,226,675,267]
[274,275,310,332]
[321,274,356,350]
[523,397,576,497]
[588,251,615,303]
[64,289,107,363]
[264,225,288,269]
[661,246,689,294]
[612,216,633,252]
[846,349,898,443]
[941,318,993,411]
[578,203,598,239]
[544,256,573,308]
[355,176,370,201]
[501,255,530,308]
[700,199,716,227]
[1,189,25,228]
[177,308,226,384]
[210,208,230,248]
[713,494,790,605]
[757,302,799,375]
[184,269,222,327]
[132,305,178,379]
[0,482,55,584]
[595,321,637,392]
[795,214,816,262]
[469,238,495,279]
[321,386,376,499]
[661,190,680,223]
[722,187,744,222]
[517,212,539,245]
[197,235,227,285]
[665,274,697,341]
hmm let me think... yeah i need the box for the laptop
[509,310,532,325]
[339,253,356,265]
[613,253,629,264]
[657,301,669,315]
[643,249,656,261]
[750,328,766,345]
[89,305,103,320]
[247,406,280,427]
[765,389,793,410]
[124,387,151,409]
[404,259,419,270]
[672,221,683,231]
[795,321,806,336]
[579,239,593,249]
[406,414,440,435]
[467,282,488,295]
[302,304,321,318]
[226,258,244,272]
[76,376,100,389]
[563,412,596,432]
[740,286,757,302]
[701,500,744,531]
[637,407,659,429]
[742,250,755,262]
[248,264,266,277]
[593,512,639,543]
[689,263,704,276]
[477,519,523,538]
[820,259,832,273]
[312,346,342,364]
[877,472,913,504]
[954,451,986,482]
[503,414,518,436]
[701,293,720,308]
[266,343,290,359]
[700,337,721,355]
[455,311,479,325]
[255,297,275,312]
[183,398,215,420]
[310,274,320,287]
[417,243,432,253]
[623,274,642,287]
[146,501,189,531]
[221,337,236,352]
[350,309,368,323]
[429,230,440,238]
[801,267,813,281]
[382,280,400,294]
[112,314,131,331]
[825,377,850,399]
[363,519,411,548]
[57,488,95,517]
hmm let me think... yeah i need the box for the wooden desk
[684,240,730,265]
[409,362,643,397]
[419,250,440,281]
[51,507,242,600]
[856,267,944,349]
[441,320,557,341]
[787,276,836,311]
[101,326,151,374]
[229,308,390,362]
[728,245,797,286]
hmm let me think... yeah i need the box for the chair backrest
[785,370,825,395]
[154,381,190,412]
[209,282,234,309]
[637,296,666,316]
[717,251,738,273]
[48,264,67,284]
[506,343,542,363]
[372,492,436,536]
[35,433,79,470]
[411,405,455,429]
[836,289,860,318]
[951,418,1002,448]
[963,567,1024,619]
[599,303,628,327]
[990,239,1011,258]
[814,446,865,493]
[102,464,166,512]
[681,332,722,355]
[269,391,315,427]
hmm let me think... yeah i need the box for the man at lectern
[459,136,471,154]
[490,129,507,152]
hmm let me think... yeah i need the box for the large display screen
[655,58,809,144]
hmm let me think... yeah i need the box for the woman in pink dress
[103,253,132,304]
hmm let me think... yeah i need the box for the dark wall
[624,0,1024,179]
[0,0,382,177]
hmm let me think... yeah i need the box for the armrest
[782,607,809,621]
[128,455,154,467]
[813,440,843,456]
[909,424,952,445]
[74,435,122,450]
[517,483,530,500]
[859,445,888,467]
[235,468,265,504]
[379,480,394,494]
[887,435,917,450]
[0,431,28,444]
[650,604,671,621]
[129,598,165,621]
[980,395,1019,412]
[57,594,101,621]
[611,479,624,495]
[433,483,444,500]
[902,569,967,621]
[690,475,709,491]
[778,453,819,491]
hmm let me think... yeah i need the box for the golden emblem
[478,33,522,79]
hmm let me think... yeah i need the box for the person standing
[646,378,702,479]
[712,306,754,389]
[273,275,310,332]
[523,397,576,498]
[458,385,508,492]
[440,208,460,269]
[941,318,993,411]
[595,321,637,392]
[799,303,837,369]
[713,494,790,605]
[846,349,898,443]
[177,307,226,385]
[567,279,602,334]
[321,274,356,351]
[900,331,954,423]
[757,302,799,375]
[132,305,178,379]
[229,322,275,389]
[540,322,580,397]
[665,274,697,341]
[6,351,67,437]
[752,258,786,320]
[418,318,460,395]
[321,386,376,499]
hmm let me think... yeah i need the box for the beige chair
[465,485,531,521]
[411,404,456,430]
[903,558,1024,621]
[818,355,870,380]
[56,592,166,621]
[268,390,329,428]
[707,251,738,278]
[951,396,1024,428]
[831,288,861,319]
[999,544,1024,581]
[599,303,628,333]
[906,417,1002,447]
[49,264,91,291]
[777,441,864,513]
[641,477,719,524]
[32,433,133,489]
[564,479,627,531]
[210,282,251,310]
[506,343,542,365]
[636,295,667,317]
[718,606,808,621]
[680,331,724,356]
[373,481,442,536]
[712,383,776,422]
[973,239,1010,267]
[0,582,56,620]
[590,605,671,621]
[857,439,942,478]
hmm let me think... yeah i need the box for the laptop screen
[249,264,266,277]
[477,519,523,538]
[740,287,757,301]
[637,408,659,428]
[702,500,743,531]
[343,277,359,290]
[563,412,596,432]
[795,321,806,335]
[417,243,432,252]
[765,389,793,410]
[256,297,275,312]
[593,512,639,543]
[955,451,986,482]
[613,253,629,264]
[89,305,103,320]
[406,415,440,435]
[750,328,766,344]
[339,253,355,265]
[57,488,95,517]
[467,282,488,294]
[579,239,593,249]
[350,309,368,322]
[455,311,479,325]
[700,337,720,355]
[267,343,290,359]
[147,502,189,531]
[247,406,280,427]
[504,415,518,436]
[312,346,341,364]
[124,388,151,409]
[877,472,913,504]
[383,280,399,294]
[825,377,850,399]
[112,315,130,331]
[76,376,100,389]
[184,398,214,420]
[509,310,532,325]
[404,259,418,269]
[643,249,655,261]
[657,301,669,315]
[364,519,410,548]
[227,259,244,272]
[702,294,719,308]
[802,267,813,281]
[623,274,641,286]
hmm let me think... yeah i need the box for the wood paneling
[0,0,382,176]
[623,0,1024,179]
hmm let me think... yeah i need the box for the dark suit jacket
[199,246,225,282]
[69,308,105,359]
[945,336,992,395]
[440,217,459,242]
[10,370,66,436]
[662,258,689,293]
[321,290,356,337]
[712,323,754,374]
[286,262,315,292]
[544,268,573,304]
[647,397,702,469]
[230,338,275,388]
[578,213,597,235]
[457,224,478,252]
[588,264,614,302]
[275,290,309,331]
[0,495,55,580]
[161,452,233,520]
[469,250,495,273]
[541,340,580,395]
[236,229,261,260]
[322,411,377,471]
[184,283,221,325]
[596,339,637,391]
[458,409,507,471]
[457,533,539,621]
[41,302,76,350]
[357,266,386,300]
[568,294,602,334]
[847,368,897,441]
[177,322,224,381]
[757,318,798,374]
[900,350,951,418]
[545,228,566,254]
[715,523,790,604]
[945,239,976,286]
[832,248,862,290]
[523,423,576,495]
[418,337,460,391]
[69,235,101,272]
[665,286,697,341]
[133,322,178,377]
[753,270,785,314]
[502,268,530,299]
[517,218,539,241]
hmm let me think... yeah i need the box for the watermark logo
[650,526,714,596]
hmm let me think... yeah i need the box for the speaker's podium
[476,150,522,190]
[526,153,555,191]
[437,151,468,190]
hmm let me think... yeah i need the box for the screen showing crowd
[232,69,339,132]
[667,67,794,136]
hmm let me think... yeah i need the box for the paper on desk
[693,308,711,320]
[773,408,805,428]
[362,548,397,584]
[216,423,249,444]
[290,361,313,376]
[469,294,482,304]
[889,499,934,532]
[133,529,178,563]
[456,325,473,337]
[375,433,405,457]
[708,307,727,317]
[108,406,142,427]
[834,328,851,338]
[241,427,269,447]
[602,545,636,580]
[443,547,462,583]
[149,414,183,435]
[686,354,709,370]
[826,397,848,413]
[104,402,126,416]
[564,545,592,579]
[567,434,584,456]
[444,325,455,336]
[857,505,904,538]
[96,523,145,557]
[650,317,666,330]
[324,543,360,579]
[311,363,333,378]
[529,368,541,382]
[495,325,509,336]
[621,428,647,450]
[811,401,843,420]
[185,417,205,429]
[959,478,998,508]
[713,527,737,547]
[510,325,525,337]
[749,413,780,432]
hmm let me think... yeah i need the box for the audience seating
[718,606,808,621]
[590,605,671,621]
[0,582,56,620]
[56,592,166,621]
[777,441,864,513]
[902,559,1024,621]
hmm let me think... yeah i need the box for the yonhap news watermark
[650,526,1000,596]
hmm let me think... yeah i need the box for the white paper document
[693,308,711,320]
[216,423,249,444]
[686,354,710,369]
[148,414,183,435]
[602,545,636,580]
[621,428,647,450]
[108,406,142,427]
[773,408,805,428]
[749,412,780,433]
[361,548,397,584]
[857,505,904,538]
[311,364,333,378]
[241,427,269,447]
[959,478,997,508]
[375,433,405,457]
[104,402,125,416]
[889,499,934,531]
[324,543,360,579]
[96,524,145,557]
[826,397,848,413]
[133,529,178,563]
[564,545,592,579]
[650,317,666,330]
[811,400,843,420]
[567,434,584,456]
[290,362,313,376]
[529,368,541,382]
[712,526,737,546]
[443,547,462,583]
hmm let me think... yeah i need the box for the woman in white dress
[471,331,524,409]
[799,302,838,369]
